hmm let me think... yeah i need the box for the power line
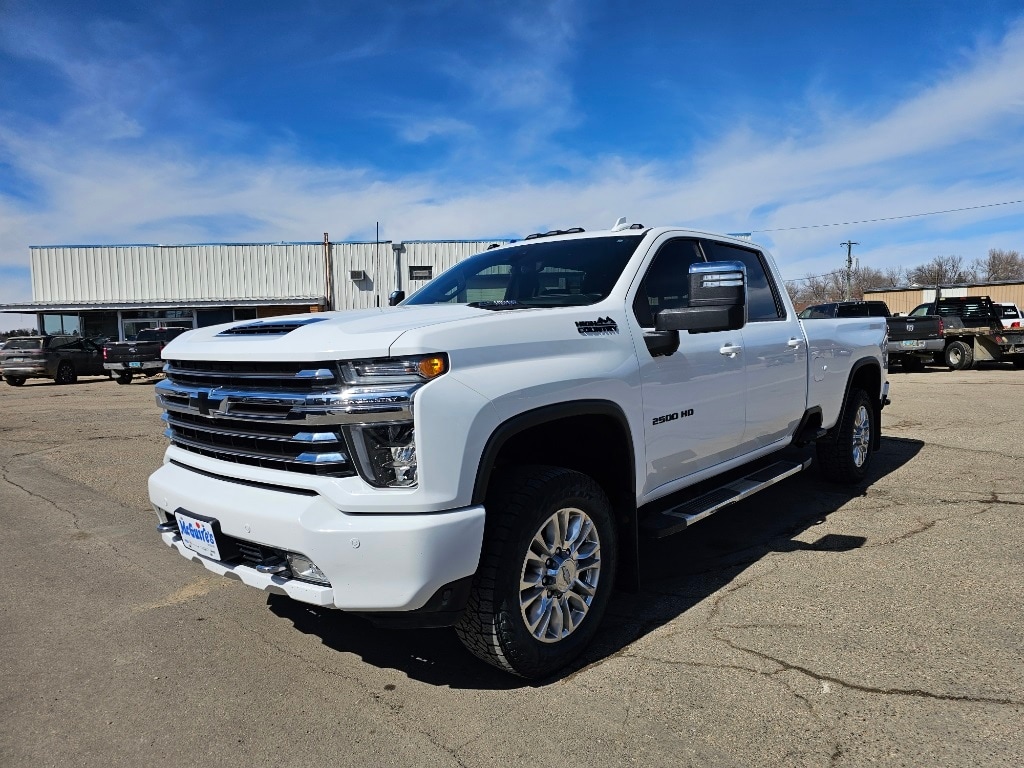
[751,198,1024,233]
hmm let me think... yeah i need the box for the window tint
[910,305,930,316]
[700,241,784,321]
[799,305,836,319]
[5,339,42,351]
[1002,306,1021,319]
[631,239,705,327]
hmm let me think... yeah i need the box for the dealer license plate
[900,340,924,348]
[129,361,141,368]
[175,510,222,560]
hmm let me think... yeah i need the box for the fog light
[286,553,331,585]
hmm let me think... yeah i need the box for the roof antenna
[611,217,629,232]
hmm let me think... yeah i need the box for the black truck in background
[909,296,1024,370]
[102,327,191,384]
[798,300,944,372]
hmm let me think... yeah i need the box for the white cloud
[2,11,1024,308]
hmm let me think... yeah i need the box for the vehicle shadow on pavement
[267,435,924,690]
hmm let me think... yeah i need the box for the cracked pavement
[1,367,1022,767]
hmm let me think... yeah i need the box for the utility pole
[840,240,859,301]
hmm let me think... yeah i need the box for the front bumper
[149,459,485,612]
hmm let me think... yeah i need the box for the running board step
[640,459,813,539]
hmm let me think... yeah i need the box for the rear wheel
[116,371,132,385]
[1011,356,1024,370]
[455,466,617,679]
[55,361,77,384]
[945,341,974,370]
[817,388,873,484]
[4,375,25,387]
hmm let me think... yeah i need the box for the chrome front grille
[157,358,419,478]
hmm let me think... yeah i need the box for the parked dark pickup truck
[910,296,1024,370]
[798,301,943,371]
[103,327,191,384]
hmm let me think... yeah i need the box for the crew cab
[148,222,889,678]
[103,326,191,384]
[800,300,943,371]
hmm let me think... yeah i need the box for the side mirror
[388,290,405,307]
[655,261,746,334]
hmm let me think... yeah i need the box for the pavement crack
[717,637,1024,706]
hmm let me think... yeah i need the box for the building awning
[0,297,326,314]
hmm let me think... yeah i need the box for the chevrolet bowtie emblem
[189,391,211,416]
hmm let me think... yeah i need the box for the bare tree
[971,248,1024,282]
[907,255,976,286]
[883,265,905,286]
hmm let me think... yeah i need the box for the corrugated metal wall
[866,282,1024,314]
[330,242,394,310]
[29,239,511,310]
[328,240,509,308]
[31,244,326,303]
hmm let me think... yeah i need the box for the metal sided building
[0,236,508,340]
[865,280,1024,315]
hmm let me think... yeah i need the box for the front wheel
[455,466,617,679]
[817,388,873,484]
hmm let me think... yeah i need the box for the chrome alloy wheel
[520,506,601,643]
[851,404,871,468]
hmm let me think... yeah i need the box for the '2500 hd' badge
[575,317,618,335]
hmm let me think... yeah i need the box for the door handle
[787,338,803,348]
[719,344,743,358]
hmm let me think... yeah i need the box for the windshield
[404,235,645,308]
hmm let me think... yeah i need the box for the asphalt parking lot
[1,366,1022,767]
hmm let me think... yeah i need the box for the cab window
[632,239,705,328]
[700,241,785,321]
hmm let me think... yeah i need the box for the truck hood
[162,305,500,361]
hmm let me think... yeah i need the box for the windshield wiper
[467,300,533,311]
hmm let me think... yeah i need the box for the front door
[630,236,746,498]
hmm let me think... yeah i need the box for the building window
[409,266,433,281]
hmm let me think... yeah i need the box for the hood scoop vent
[218,316,328,337]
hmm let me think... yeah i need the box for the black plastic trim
[353,575,475,628]
[168,459,319,497]
[471,400,636,506]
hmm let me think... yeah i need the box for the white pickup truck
[149,221,889,678]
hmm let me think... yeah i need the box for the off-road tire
[4,376,26,387]
[455,465,617,679]
[55,361,77,385]
[817,388,873,484]
[945,341,974,371]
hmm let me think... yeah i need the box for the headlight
[347,422,418,487]
[341,354,448,384]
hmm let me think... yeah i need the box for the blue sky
[2,0,1024,328]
